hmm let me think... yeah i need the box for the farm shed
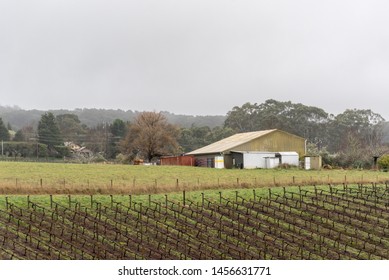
[186,129,305,169]
[160,155,195,166]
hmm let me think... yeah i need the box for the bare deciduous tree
[121,111,180,162]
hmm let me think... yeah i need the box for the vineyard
[0,184,388,260]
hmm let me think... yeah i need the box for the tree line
[0,110,233,163]
[1,99,388,168]
[0,106,225,131]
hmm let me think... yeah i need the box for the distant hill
[0,106,226,130]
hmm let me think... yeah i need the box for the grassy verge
[0,161,388,195]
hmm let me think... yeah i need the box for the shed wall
[194,154,219,167]
[243,152,276,169]
[160,155,195,166]
[233,130,305,156]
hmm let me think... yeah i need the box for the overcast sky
[1,0,389,119]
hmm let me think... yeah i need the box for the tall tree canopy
[107,119,128,159]
[224,99,329,143]
[55,114,87,144]
[0,117,10,141]
[38,112,63,147]
[121,112,180,162]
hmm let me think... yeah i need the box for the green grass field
[0,161,388,195]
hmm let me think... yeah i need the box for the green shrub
[53,145,71,158]
[377,155,389,171]
[1,142,48,158]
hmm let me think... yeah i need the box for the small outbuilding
[230,151,299,169]
[186,129,305,169]
[230,151,276,169]
[304,156,322,170]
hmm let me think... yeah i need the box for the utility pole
[1,140,3,156]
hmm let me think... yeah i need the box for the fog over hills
[0,105,226,130]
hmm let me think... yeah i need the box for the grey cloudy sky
[1,0,389,119]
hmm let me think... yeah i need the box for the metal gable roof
[186,129,278,155]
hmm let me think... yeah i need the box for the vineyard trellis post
[50,194,53,209]
[5,196,8,210]
[183,191,186,206]
[298,186,302,201]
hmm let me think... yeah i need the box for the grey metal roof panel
[186,129,277,155]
